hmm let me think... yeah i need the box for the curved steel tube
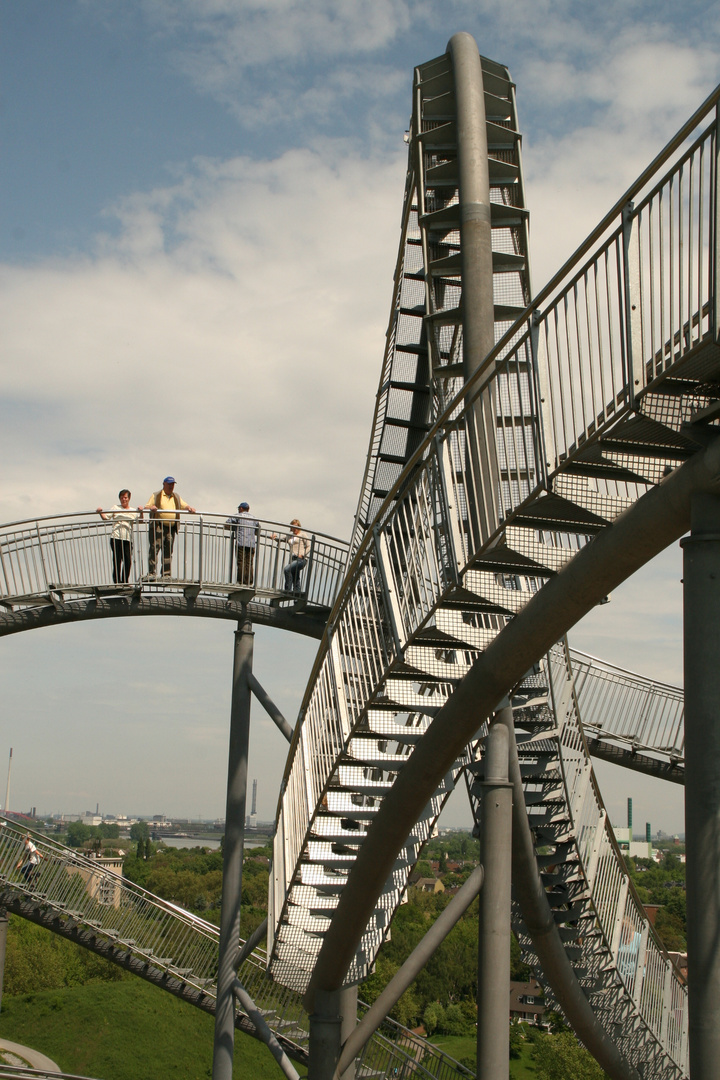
[0,592,328,640]
[305,436,720,1022]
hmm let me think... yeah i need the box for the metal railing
[268,58,719,1079]
[547,643,688,1074]
[0,820,472,1080]
[0,513,348,614]
[567,645,685,761]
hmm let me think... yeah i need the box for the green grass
[0,979,304,1079]
[428,1032,475,1066]
[510,1040,540,1080]
[430,1029,540,1078]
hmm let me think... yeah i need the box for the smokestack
[627,797,633,835]
[4,748,12,816]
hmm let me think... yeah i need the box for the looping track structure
[268,34,720,1080]
[1,31,719,1080]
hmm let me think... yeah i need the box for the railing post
[197,516,204,587]
[477,715,513,1080]
[212,613,254,1080]
[681,491,720,1080]
[373,527,403,658]
[303,534,315,598]
[34,523,49,592]
[622,200,644,409]
[713,104,720,342]
[0,908,7,1014]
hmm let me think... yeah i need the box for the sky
[2,0,719,834]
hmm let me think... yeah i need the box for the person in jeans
[97,489,143,583]
[224,501,259,585]
[144,477,196,579]
[273,519,310,594]
[16,834,43,885]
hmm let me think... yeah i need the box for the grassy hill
[0,978,306,1079]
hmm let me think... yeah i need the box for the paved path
[0,1037,61,1071]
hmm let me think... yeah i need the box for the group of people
[97,479,309,593]
[223,505,310,592]
[97,477,195,583]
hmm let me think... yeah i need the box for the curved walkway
[0,514,348,640]
[0,1040,61,1073]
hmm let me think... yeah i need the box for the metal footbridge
[2,30,718,1080]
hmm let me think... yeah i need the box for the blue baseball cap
[163,476,176,484]
[239,501,250,510]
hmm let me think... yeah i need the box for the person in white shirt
[97,489,143,583]
[16,834,43,884]
[279,519,310,593]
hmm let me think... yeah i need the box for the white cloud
[1,143,406,536]
[148,0,417,67]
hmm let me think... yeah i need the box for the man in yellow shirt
[144,477,196,579]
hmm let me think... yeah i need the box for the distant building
[614,826,653,860]
[510,979,545,1023]
[613,800,653,859]
[66,854,123,908]
[415,877,445,894]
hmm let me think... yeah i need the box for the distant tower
[627,797,633,835]
[250,779,258,829]
[646,822,652,842]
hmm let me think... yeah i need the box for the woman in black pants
[97,490,143,583]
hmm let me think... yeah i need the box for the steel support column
[477,715,513,1080]
[682,492,720,1079]
[212,614,254,1080]
[308,986,358,1080]
[309,990,343,1080]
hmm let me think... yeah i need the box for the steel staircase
[349,49,530,558]
[270,37,720,1080]
[0,821,472,1080]
[468,642,687,1080]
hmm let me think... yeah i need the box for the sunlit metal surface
[269,44,720,1080]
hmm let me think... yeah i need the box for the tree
[532,1032,607,1080]
[423,1001,445,1036]
[65,821,92,848]
[130,821,150,842]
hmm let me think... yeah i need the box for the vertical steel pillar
[447,32,499,550]
[308,985,357,1080]
[682,492,720,1080]
[477,715,513,1080]
[0,909,7,1014]
[212,614,254,1080]
[308,989,343,1080]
